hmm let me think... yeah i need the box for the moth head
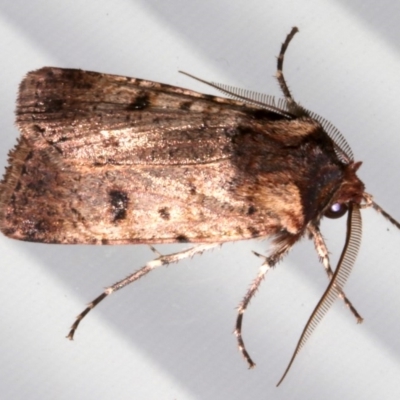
[324,161,365,219]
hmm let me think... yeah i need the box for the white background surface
[1,1,400,399]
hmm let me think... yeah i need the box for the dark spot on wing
[44,69,56,79]
[60,69,94,89]
[176,234,190,243]
[103,137,120,148]
[43,98,64,113]
[101,238,110,245]
[32,125,45,134]
[235,226,244,236]
[245,108,287,121]
[26,174,52,196]
[247,205,257,215]
[247,226,260,237]
[202,94,218,102]
[109,190,129,222]
[126,94,150,111]
[158,207,170,220]
[180,101,193,111]
[74,81,93,90]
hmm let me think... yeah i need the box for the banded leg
[67,243,219,340]
[308,224,363,323]
[234,235,298,368]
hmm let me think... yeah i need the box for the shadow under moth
[0,27,399,385]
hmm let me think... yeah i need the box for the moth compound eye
[324,202,348,219]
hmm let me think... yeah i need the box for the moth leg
[308,224,363,323]
[67,243,219,340]
[234,237,297,368]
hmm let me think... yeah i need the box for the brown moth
[0,27,399,385]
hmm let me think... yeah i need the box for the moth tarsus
[1,27,399,386]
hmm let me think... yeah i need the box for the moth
[0,27,399,385]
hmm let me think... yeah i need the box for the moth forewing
[0,27,399,386]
